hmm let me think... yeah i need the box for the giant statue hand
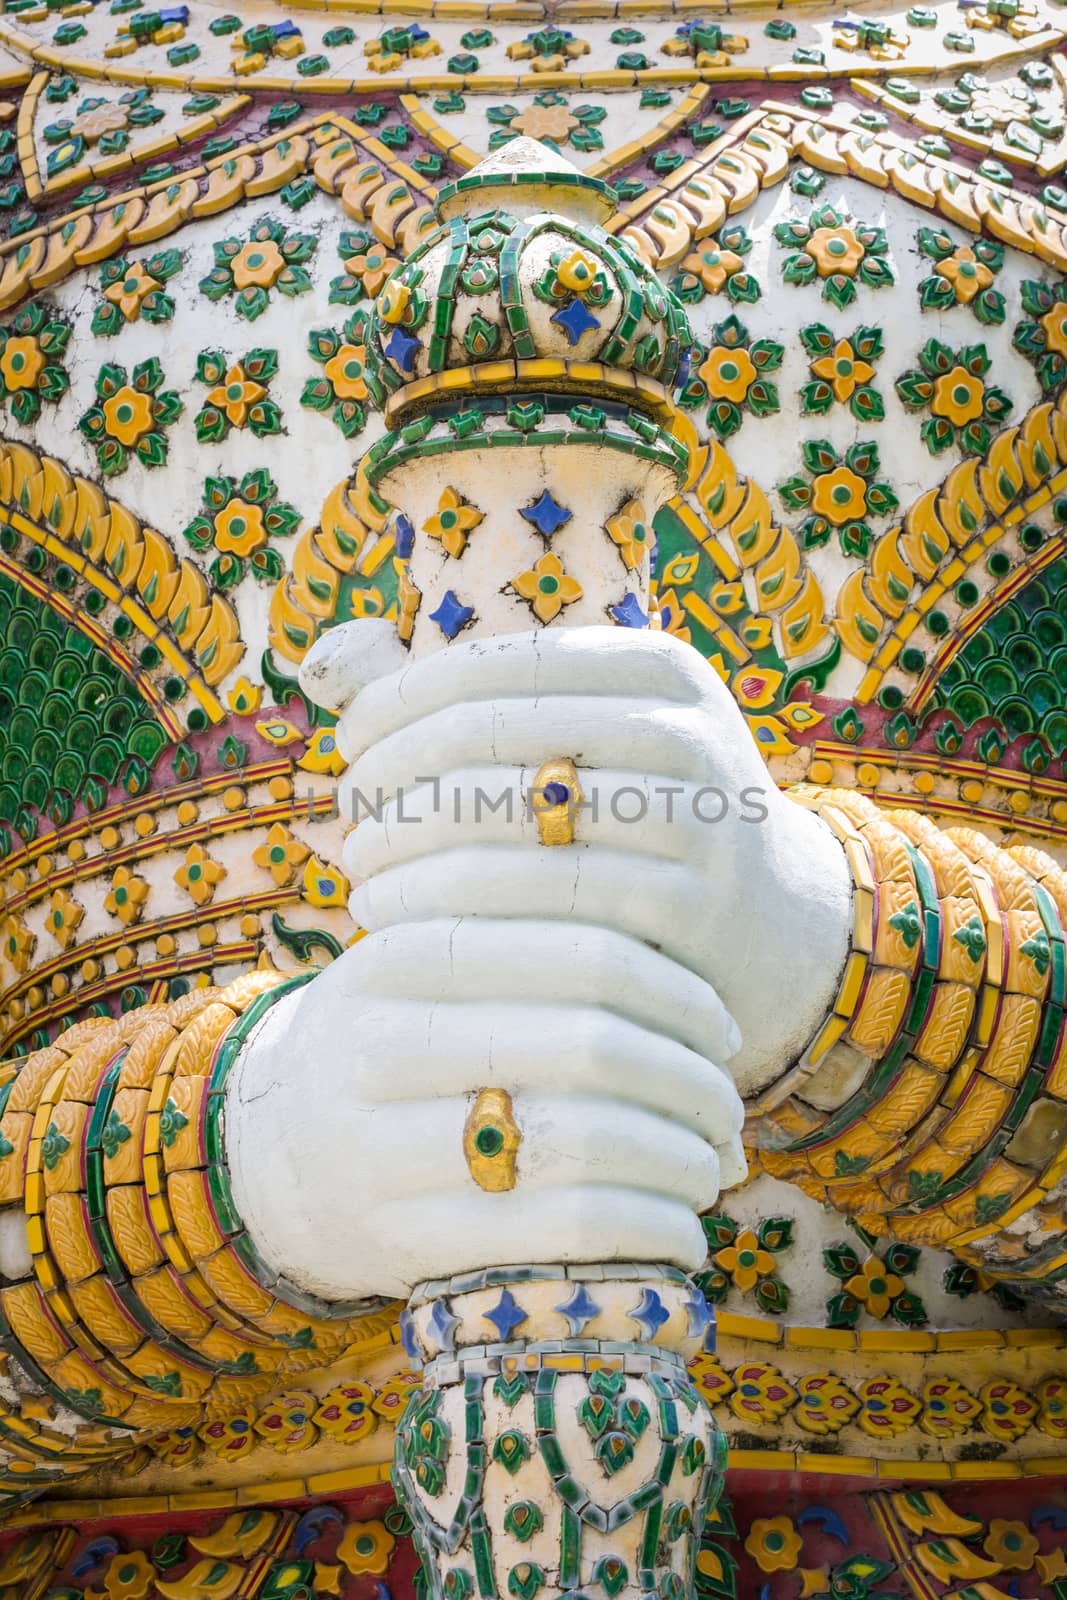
[225,622,852,1305]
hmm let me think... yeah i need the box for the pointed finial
[436,136,617,226]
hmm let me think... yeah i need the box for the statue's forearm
[0,968,380,1490]
[751,785,1067,1296]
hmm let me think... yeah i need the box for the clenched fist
[224,623,851,1304]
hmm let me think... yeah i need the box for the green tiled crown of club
[362,138,695,417]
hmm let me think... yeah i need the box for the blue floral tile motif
[521,490,572,537]
[684,1288,715,1343]
[554,1283,601,1336]
[484,1287,527,1340]
[551,297,600,345]
[430,589,475,639]
[429,1298,461,1350]
[383,325,421,372]
[610,593,649,628]
[628,1286,670,1338]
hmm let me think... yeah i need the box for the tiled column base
[394,1266,724,1600]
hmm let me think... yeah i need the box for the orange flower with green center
[337,1521,395,1577]
[207,363,267,426]
[183,468,300,583]
[104,866,149,927]
[811,464,868,525]
[424,486,485,559]
[983,1519,1039,1571]
[80,357,181,476]
[714,1228,774,1292]
[744,1517,802,1575]
[918,227,1004,321]
[214,498,267,558]
[935,245,993,304]
[844,1255,903,1319]
[253,822,310,887]
[699,344,757,403]
[232,238,284,290]
[101,1551,155,1600]
[0,336,44,392]
[810,337,874,403]
[203,220,316,320]
[304,313,374,440]
[512,551,583,623]
[931,365,985,426]
[47,888,83,951]
[1,914,33,974]
[95,249,181,338]
[323,344,370,401]
[605,499,652,570]
[346,245,399,296]
[102,385,153,446]
[896,338,1011,456]
[0,303,70,426]
[103,260,163,321]
[805,225,864,277]
[694,314,783,439]
[778,438,898,559]
[174,844,225,907]
[778,203,893,308]
[682,244,744,294]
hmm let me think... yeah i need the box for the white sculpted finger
[355,1188,709,1300]
[335,626,712,763]
[349,847,712,975]
[298,617,409,714]
[332,998,742,1145]
[360,1095,720,1212]
[339,919,741,1062]
[341,698,714,814]
[342,767,764,876]
[715,1134,750,1191]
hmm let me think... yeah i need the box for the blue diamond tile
[429,589,474,639]
[628,1287,670,1339]
[521,490,572,538]
[484,1288,527,1341]
[551,296,600,346]
[554,1284,601,1337]
[395,512,414,559]
[383,325,421,373]
[610,592,649,628]
[428,1297,460,1350]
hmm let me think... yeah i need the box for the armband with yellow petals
[0,967,393,1513]
[753,787,1067,1300]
